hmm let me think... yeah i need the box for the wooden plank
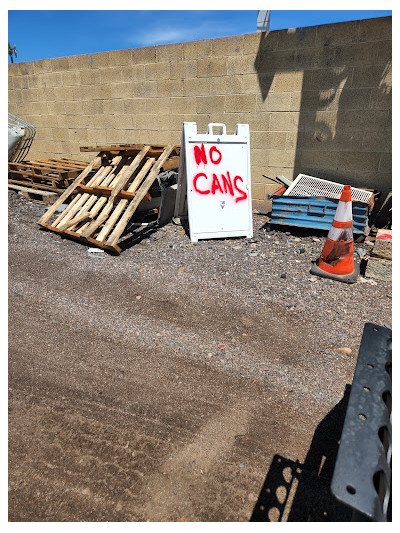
[40,223,121,254]
[79,146,151,238]
[8,179,64,194]
[75,184,151,201]
[107,145,175,246]
[38,154,103,225]
[161,156,180,171]
[8,183,58,197]
[80,144,165,152]
[57,211,93,231]
[96,157,156,242]
[52,157,122,229]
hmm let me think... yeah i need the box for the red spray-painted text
[192,144,247,203]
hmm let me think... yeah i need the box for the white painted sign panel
[181,122,253,242]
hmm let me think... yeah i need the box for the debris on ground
[365,229,392,282]
[269,173,379,236]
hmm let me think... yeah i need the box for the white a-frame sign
[174,122,253,242]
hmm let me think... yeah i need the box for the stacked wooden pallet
[8,158,91,204]
[38,144,180,253]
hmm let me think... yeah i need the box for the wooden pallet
[8,183,58,205]
[38,144,179,253]
[8,158,93,191]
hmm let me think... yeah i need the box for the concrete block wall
[8,16,391,199]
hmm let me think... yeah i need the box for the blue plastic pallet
[270,195,369,235]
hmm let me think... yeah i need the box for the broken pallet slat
[79,146,151,238]
[107,145,175,246]
[38,145,178,253]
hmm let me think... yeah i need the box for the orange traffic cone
[310,185,359,284]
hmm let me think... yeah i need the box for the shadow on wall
[254,22,392,226]
[250,385,352,522]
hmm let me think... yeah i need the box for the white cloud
[125,18,239,47]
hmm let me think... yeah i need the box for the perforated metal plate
[284,174,373,203]
[331,323,392,521]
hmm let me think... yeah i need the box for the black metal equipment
[331,322,392,521]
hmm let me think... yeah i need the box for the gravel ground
[8,190,392,522]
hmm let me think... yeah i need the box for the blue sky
[8,9,392,63]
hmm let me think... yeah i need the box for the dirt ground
[8,191,392,522]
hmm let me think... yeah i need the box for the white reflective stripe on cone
[327,224,351,242]
[334,200,352,223]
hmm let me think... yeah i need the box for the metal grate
[284,174,373,203]
[331,323,392,521]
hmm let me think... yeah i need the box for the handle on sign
[206,123,227,136]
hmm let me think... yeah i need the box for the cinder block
[245,112,271,131]
[146,98,171,115]
[251,182,267,200]
[372,230,392,260]
[133,80,157,98]
[183,77,210,97]
[49,56,70,71]
[90,51,111,69]
[68,54,92,70]
[62,70,81,86]
[131,46,157,64]
[225,94,256,113]
[157,43,183,62]
[315,19,360,48]
[33,58,53,73]
[80,69,102,86]
[251,149,271,167]
[212,35,244,56]
[17,62,36,76]
[369,87,392,110]
[196,95,225,114]
[102,99,125,115]
[145,62,170,80]
[363,131,391,153]
[280,26,317,50]
[352,65,392,89]
[110,82,134,99]
[210,75,242,95]
[110,114,135,130]
[226,55,256,76]
[255,50,295,73]
[273,70,304,92]
[118,64,143,83]
[290,91,302,111]
[169,97,196,114]
[82,100,103,115]
[339,109,388,132]
[379,152,392,173]
[365,256,392,282]
[197,57,227,78]
[157,79,184,98]
[266,149,296,168]
[183,39,212,60]
[64,101,83,115]
[100,67,123,84]
[256,92,291,112]
[109,48,133,66]
[243,32,262,55]
[359,16,392,43]
[12,76,29,90]
[170,60,197,80]
[270,112,300,132]
[123,98,147,114]
[251,131,287,150]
